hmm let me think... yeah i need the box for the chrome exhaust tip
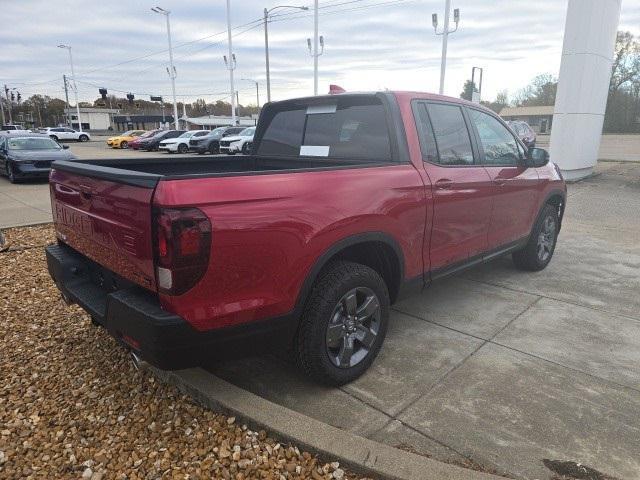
[130,351,149,372]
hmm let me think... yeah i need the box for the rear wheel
[512,204,559,271]
[78,134,89,142]
[177,143,188,154]
[208,144,218,155]
[242,142,251,155]
[295,261,389,386]
[120,141,128,149]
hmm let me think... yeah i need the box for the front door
[466,107,540,248]
[413,101,494,274]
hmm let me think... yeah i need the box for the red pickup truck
[46,92,566,385]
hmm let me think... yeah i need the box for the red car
[128,129,162,150]
[46,91,566,385]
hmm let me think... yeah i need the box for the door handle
[435,178,453,190]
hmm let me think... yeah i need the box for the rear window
[257,96,392,161]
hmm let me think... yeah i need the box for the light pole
[57,45,83,131]
[432,1,460,95]
[306,0,325,95]
[263,5,308,103]
[224,0,237,125]
[241,78,260,108]
[151,7,179,130]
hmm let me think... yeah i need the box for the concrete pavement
[207,162,640,479]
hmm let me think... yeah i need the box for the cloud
[1,0,638,105]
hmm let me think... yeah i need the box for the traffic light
[99,88,107,99]
[126,93,135,105]
[135,102,140,109]
[16,92,21,103]
[10,92,14,102]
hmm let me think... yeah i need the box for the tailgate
[49,167,157,291]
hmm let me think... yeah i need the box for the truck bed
[52,155,388,187]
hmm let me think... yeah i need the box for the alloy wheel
[537,215,556,262]
[326,287,381,368]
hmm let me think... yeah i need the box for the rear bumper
[45,243,296,370]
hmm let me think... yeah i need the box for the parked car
[219,127,256,155]
[1,124,30,133]
[106,130,146,149]
[129,129,163,150]
[159,130,210,154]
[41,127,90,142]
[137,130,186,151]
[0,134,75,183]
[189,126,245,154]
[506,121,536,148]
[46,91,566,386]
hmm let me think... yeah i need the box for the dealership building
[500,106,555,134]
[64,107,119,131]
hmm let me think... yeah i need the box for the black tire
[177,143,188,154]
[78,134,89,142]
[208,144,218,155]
[242,142,251,155]
[512,204,559,271]
[6,162,18,184]
[120,141,128,149]
[49,135,58,142]
[295,260,389,386]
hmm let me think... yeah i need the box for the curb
[151,367,503,480]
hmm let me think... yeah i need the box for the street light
[151,6,179,130]
[307,34,324,96]
[241,78,260,108]
[224,0,237,125]
[263,4,309,102]
[57,45,83,132]
[308,0,324,95]
[432,0,460,95]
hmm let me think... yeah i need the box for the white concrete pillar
[549,0,621,181]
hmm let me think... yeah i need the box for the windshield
[7,137,61,150]
[121,130,135,136]
[178,131,195,138]
[239,127,255,136]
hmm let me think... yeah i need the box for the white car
[219,127,255,155]
[1,125,30,134]
[41,127,91,142]
[159,130,210,154]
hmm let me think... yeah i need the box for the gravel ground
[0,225,367,480]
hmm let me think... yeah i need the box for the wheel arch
[294,232,405,314]
[543,189,566,232]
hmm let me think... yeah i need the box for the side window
[413,103,438,163]
[426,103,474,166]
[469,109,520,166]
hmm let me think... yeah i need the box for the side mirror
[62,145,69,149]
[527,147,549,167]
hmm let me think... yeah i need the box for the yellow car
[106,130,146,149]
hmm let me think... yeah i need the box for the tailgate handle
[78,184,93,198]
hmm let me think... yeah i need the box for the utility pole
[432,0,460,95]
[63,75,71,126]
[306,0,324,96]
[0,93,5,126]
[4,85,13,124]
[225,0,237,125]
[241,78,260,108]
[58,45,83,131]
[151,7,180,130]
[263,5,308,103]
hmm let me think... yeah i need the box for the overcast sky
[3,0,639,106]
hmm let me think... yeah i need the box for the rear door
[466,107,540,248]
[49,169,158,290]
[413,101,493,273]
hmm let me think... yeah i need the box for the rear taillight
[153,207,211,296]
